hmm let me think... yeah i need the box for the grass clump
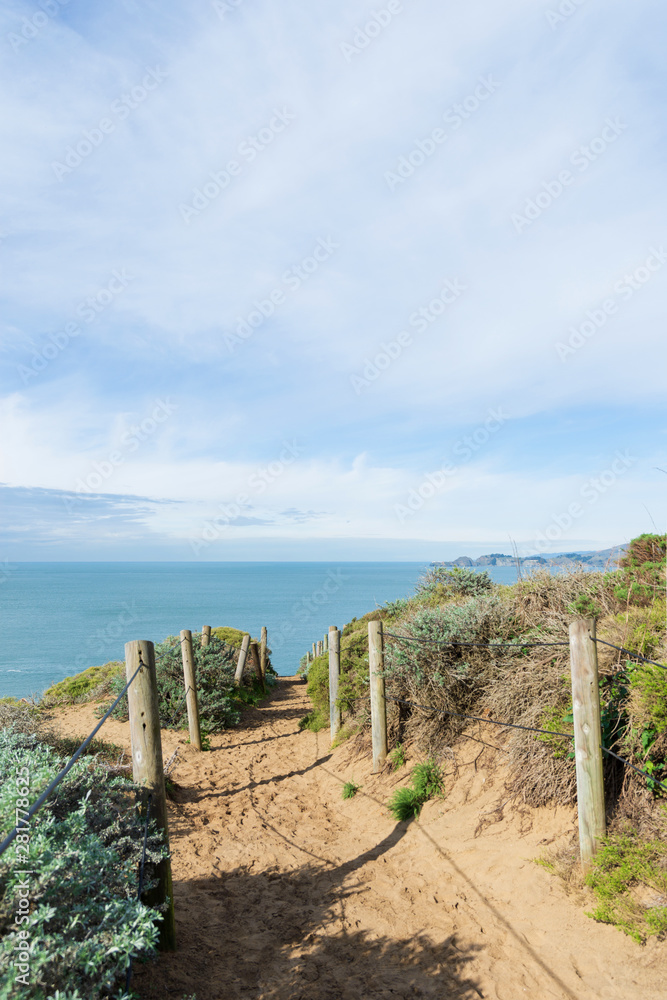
[342,780,360,799]
[388,743,406,770]
[388,758,445,821]
[584,832,667,943]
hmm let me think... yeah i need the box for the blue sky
[0,0,665,560]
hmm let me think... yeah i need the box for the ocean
[0,562,521,699]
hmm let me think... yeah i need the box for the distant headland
[432,544,627,570]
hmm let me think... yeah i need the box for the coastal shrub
[299,654,330,732]
[416,565,493,600]
[584,831,667,943]
[0,729,165,999]
[211,626,246,650]
[42,660,124,706]
[612,533,666,607]
[106,633,240,734]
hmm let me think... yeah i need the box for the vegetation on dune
[0,622,273,996]
[300,533,666,940]
[0,729,166,999]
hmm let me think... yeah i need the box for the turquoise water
[0,562,521,699]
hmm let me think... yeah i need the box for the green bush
[613,534,666,606]
[106,633,240,734]
[0,730,165,999]
[585,832,667,943]
[417,565,493,599]
[42,661,124,706]
[211,626,246,649]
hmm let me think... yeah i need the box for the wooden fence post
[312,642,317,659]
[125,640,176,951]
[317,640,323,656]
[329,626,341,742]
[250,641,265,693]
[201,625,211,648]
[235,633,250,686]
[180,630,201,751]
[323,632,329,653]
[368,620,387,773]
[260,626,268,679]
[569,618,606,865]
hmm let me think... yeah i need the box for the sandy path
[51,678,666,999]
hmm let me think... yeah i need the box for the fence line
[0,661,144,861]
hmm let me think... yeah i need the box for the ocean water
[0,562,521,700]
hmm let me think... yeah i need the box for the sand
[48,678,667,999]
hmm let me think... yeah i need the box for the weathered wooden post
[312,642,317,659]
[317,640,323,656]
[125,640,176,951]
[368,620,387,773]
[180,630,202,751]
[569,618,606,865]
[323,632,329,653]
[260,626,268,679]
[329,625,341,742]
[250,641,265,693]
[201,625,211,648]
[234,633,250,686]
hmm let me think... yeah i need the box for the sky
[0,0,665,561]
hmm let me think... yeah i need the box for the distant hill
[432,544,627,571]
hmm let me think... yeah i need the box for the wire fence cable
[591,637,667,671]
[0,661,143,861]
[385,695,574,740]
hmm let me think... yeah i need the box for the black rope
[591,637,667,671]
[125,792,153,994]
[0,661,144,860]
[384,631,569,649]
[385,696,574,740]
[601,746,667,794]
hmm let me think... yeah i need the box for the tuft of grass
[388,786,423,821]
[298,710,329,733]
[388,757,445,821]
[584,832,667,943]
[411,759,445,799]
[342,780,360,800]
[388,743,406,770]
